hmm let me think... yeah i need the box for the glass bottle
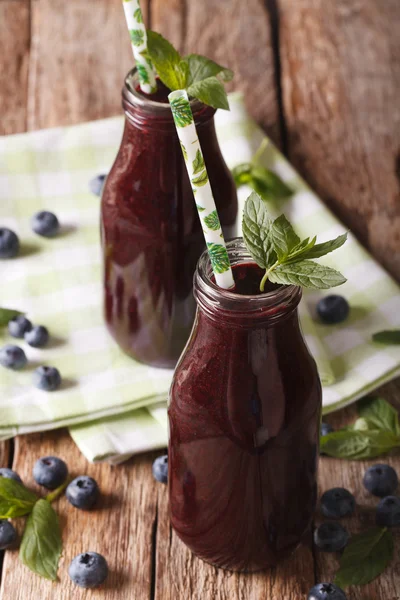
[168,239,322,572]
[101,69,237,368]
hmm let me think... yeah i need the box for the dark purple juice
[168,258,321,571]
[101,70,237,368]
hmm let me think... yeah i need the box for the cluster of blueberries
[0,458,107,589]
[151,451,399,600]
[309,458,399,600]
[0,210,63,391]
[0,315,61,392]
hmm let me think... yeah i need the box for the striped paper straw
[169,90,235,289]
[122,0,157,94]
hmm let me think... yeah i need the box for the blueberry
[0,228,19,259]
[376,496,400,527]
[363,464,398,497]
[0,521,17,550]
[89,174,107,197]
[321,488,355,519]
[317,295,349,324]
[31,211,60,237]
[33,456,68,489]
[0,468,22,484]
[152,455,168,484]
[0,345,27,370]
[308,583,347,600]
[314,522,349,552]
[66,476,99,510]
[8,315,32,338]
[320,422,334,437]
[24,325,49,348]
[69,552,108,588]
[33,366,61,391]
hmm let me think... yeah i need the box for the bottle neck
[122,68,216,132]
[194,239,302,328]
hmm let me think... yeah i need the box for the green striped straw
[122,0,157,94]
[169,90,235,290]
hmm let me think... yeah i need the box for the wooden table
[1,1,399,598]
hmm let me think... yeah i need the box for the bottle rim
[194,238,302,325]
[123,67,206,114]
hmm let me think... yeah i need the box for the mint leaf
[192,149,205,175]
[232,163,253,187]
[320,429,400,459]
[268,260,347,289]
[242,191,276,269]
[207,243,230,274]
[184,54,233,87]
[301,232,348,259]
[251,166,293,199]
[285,236,317,262]
[187,76,229,110]
[134,8,143,23]
[358,396,400,436]
[147,30,188,90]
[192,170,209,187]
[270,214,300,261]
[169,95,193,128]
[0,478,38,518]
[146,31,232,109]
[20,499,62,581]
[204,210,221,231]
[372,330,400,345]
[334,527,393,588]
[0,307,23,327]
[130,29,144,46]
[196,204,205,212]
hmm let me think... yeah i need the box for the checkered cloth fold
[1,94,399,463]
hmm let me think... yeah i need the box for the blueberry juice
[168,239,322,572]
[101,69,238,368]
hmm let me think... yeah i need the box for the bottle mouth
[123,67,206,114]
[194,238,302,326]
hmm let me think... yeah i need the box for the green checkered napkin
[1,94,400,463]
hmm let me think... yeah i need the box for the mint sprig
[232,140,293,201]
[0,476,66,580]
[242,192,347,291]
[334,527,394,588]
[146,30,232,110]
[320,396,400,459]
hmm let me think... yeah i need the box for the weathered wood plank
[27,0,136,130]
[316,378,400,599]
[0,430,157,599]
[279,0,400,281]
[0,0,30,134]
[151,0,281,143]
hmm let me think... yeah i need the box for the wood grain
[1,0,400,598]
[27,0,135,130]
[279,0,400,281]
[317,378,400,600]
[151,0,281,143]
[0,0,31,134]
[0,430,158,599]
